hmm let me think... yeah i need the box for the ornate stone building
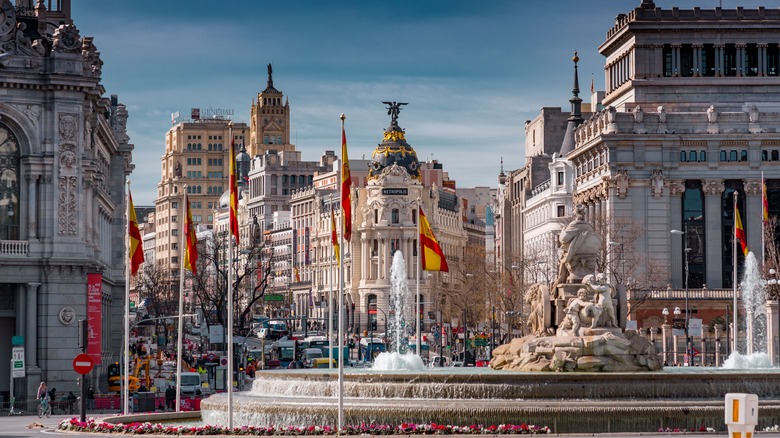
[0,0,134,399]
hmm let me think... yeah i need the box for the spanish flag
[183,192,198,276]
[419,207,448,272]
[128,189,144,275]
[763,175,770,224]
[331,204,340,265]
[340,117,352,242]
[229,138,240,245]
[735,206,749,257]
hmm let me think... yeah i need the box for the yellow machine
[107,356,152,393]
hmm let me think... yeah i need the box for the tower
[248,63,294,158]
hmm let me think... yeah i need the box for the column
[668,180,685,286]
[714,326,722,367]
[716,44,725,77]
[766,301,779,366]
[26,283,39,367]
[743,179,763,258]
[759,44,768,76]
[737,44,746,77]
[693,44,703,77]
[662,323,670,365]
[672,44,681,76]
[654,44,664,78]
[26,175,37,239]
[702,179,725,288]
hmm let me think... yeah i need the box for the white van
[302,348,323,368]
[177,372,204,396]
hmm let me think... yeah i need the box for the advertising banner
[87,273,102,363]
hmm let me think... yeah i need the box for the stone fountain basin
[199,368,780,432]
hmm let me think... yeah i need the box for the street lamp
[662,307,669,324]
[670,226,691,365]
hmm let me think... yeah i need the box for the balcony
[0,240,28,256]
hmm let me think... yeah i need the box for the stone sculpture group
[490,205,662,372]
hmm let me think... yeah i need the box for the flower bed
[58,417,552,435]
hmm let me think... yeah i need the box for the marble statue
[552,204,602,293]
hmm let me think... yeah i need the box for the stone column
[759,44,768,76]
[702,179,725,288]
[25,283,39,367]
[743,179,763,258]
[714,326,722,367]
[766,301,779,366]
[662,323,670,365]
[737,44,746,76]
[667,180,685,286]
[716,44,725,77]
[26,175,37,239]
[693,44,703,77]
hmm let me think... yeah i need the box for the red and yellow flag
[763,176,770,223]
[735,206,749,257]
[128,190,144,276]
[229,138,240,245]
[419,207,449,272]
[331,204,340,265]
[183,192,198,275]
[341,122,352,242]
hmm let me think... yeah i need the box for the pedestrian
[165,385,176,410]
[49,387,57,402]
[87,387,95,410]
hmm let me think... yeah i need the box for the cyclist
[37,381,51,417]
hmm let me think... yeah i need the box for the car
[449,361,464,367]
[312,358,337,368]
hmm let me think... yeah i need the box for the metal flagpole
[733,190,739,354]
[123,179,131,415]
[175,186,186,412]
[415,198,421,356]
[337,115,345,431]
[227,124,234,429]
[329,194,334,369]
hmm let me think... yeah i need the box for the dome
[368,107,420,181]
[219,187,242,209]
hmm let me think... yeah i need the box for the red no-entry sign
[72,353,94,375]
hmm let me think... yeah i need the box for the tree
[191,230,273,338]
[137,260,180,319]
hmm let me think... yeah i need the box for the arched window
[680,151,687,162]
[688,151,697,162]
[699,150,707,162]
[720,150,727,162]
[682,180,704,288]
[0,123,20,240]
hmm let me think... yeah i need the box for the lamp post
[674,306,682,364]
[670,226,691,365]
[661,308,670,365]
[767,269,779,365]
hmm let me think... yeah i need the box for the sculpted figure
[525,283,545,336]
[706,105,717,123]
[552,204,602,293]
[584,273,618,328]
[562,288,600,333]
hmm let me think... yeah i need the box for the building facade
[0,0,134,399]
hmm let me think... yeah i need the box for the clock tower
[248,63,294,158]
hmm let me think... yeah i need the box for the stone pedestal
[766,301,779,366]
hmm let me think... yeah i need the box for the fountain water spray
[373,251,425,370]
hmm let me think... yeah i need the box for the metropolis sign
[382,188,408,196]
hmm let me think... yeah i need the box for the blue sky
[70,0,772,205]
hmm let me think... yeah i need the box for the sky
[69,0,774,205]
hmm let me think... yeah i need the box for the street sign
[263,294,284,302]
[130,300,136,309]
[11,335,24,346]
[72,353,94,375]
[219,356,228,367]
[11,346,25,378]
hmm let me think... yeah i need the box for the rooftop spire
[559,52,585,157]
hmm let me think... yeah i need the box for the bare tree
[191,231,273,337]
[138,260,180,319]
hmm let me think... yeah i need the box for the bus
[302,336,329,357]
[273,339,298,368]
[359,337,386,362]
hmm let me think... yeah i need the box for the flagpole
[733,190,739,354]
[227,123,234,429]
[337,114,346,431]
[329,194,334,369]
[762,172,766,262]
[175,187,186,412]
[123,179,131,415]
[415,198,421,356]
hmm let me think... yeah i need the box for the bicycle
[37,397,51,418]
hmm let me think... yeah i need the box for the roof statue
[382,101,408,125]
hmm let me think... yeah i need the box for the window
[730,150,738,162]
[720,150,727,162]
[172,202,178,209]
[724,44,737,76]
[680,44,694,77]
[557,205,566,217]
[689,151,697,162]
[746,44,759,76]
[391,208,400,224]
[663,44,673,77]
[699,150,707,162]
[557,171,564,185]
[702,44,715,77]
[773,150,780,161]
[740,150,748,162]
[374,209,378,224]
[172,229,178,236]
[391,239,400,254]
[0,123,19,239]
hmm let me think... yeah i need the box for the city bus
[359,337,386,362]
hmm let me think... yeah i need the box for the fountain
[148,212,780,432]
[741,252,767,356]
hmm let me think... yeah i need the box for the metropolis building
[498,0,780,339]
[0,0,134,399]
